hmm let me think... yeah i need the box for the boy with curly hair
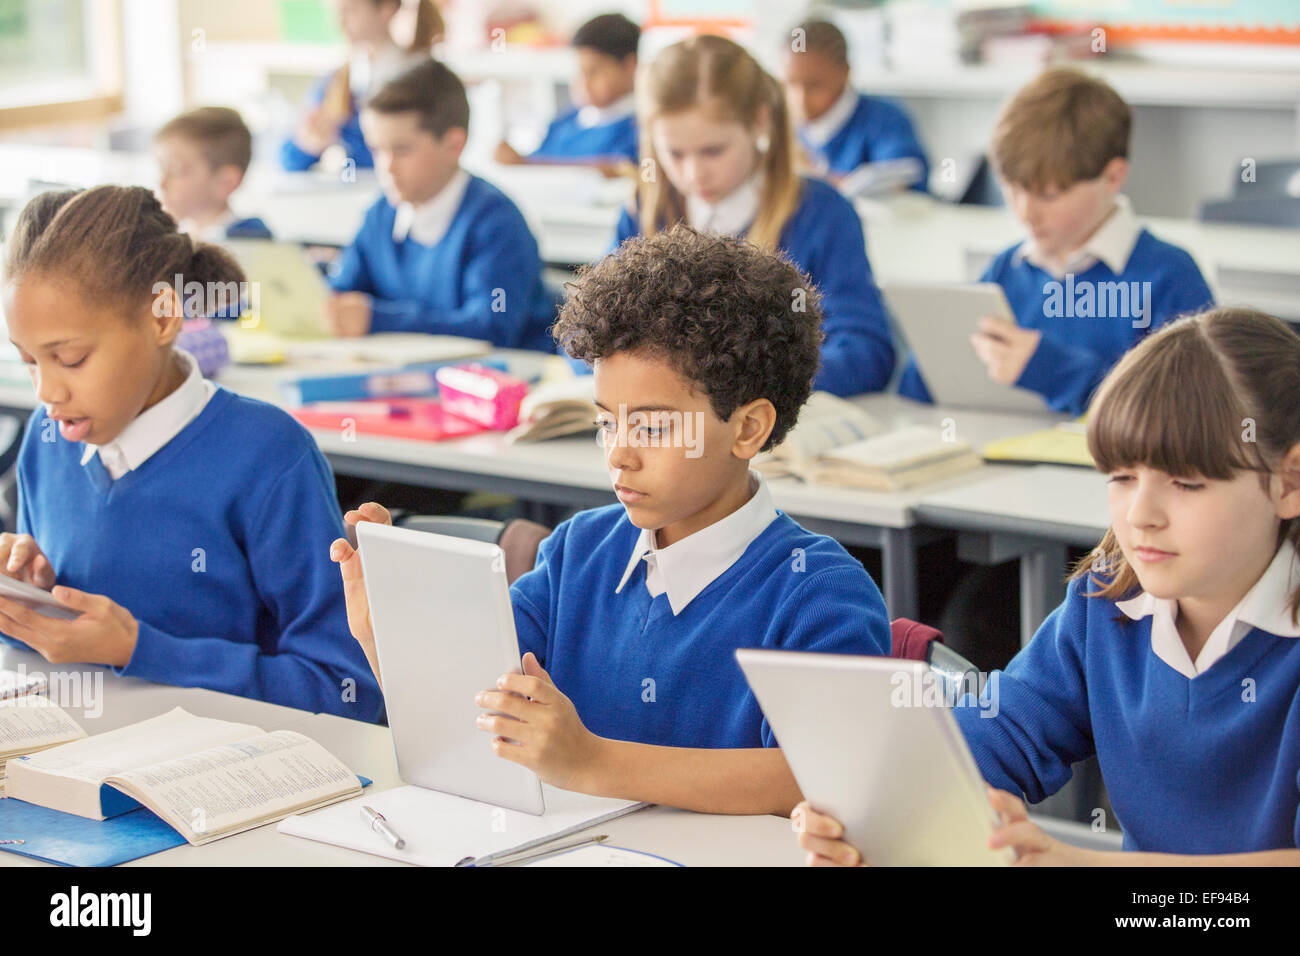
[332,224,890,814]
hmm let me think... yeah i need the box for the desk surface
[0,647,804,868]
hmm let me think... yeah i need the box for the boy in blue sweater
[799,308,1300,864]
[0,186,382,722]
[333,225,892,814]
[155,107,272,242]
[327,60,556,350]
[784,19,929,193]
[898,68,1213,415]
[495,13,640,169]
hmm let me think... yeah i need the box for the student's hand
[986,788,1101,866]
[329,502,394,684]
[792,801,865,866]
[494,140,524,165]
[294,106,339,155]
[476,651,602,792]
[0,587,137,668]
[970,316,1041,386]
[326,292,372,337]
[0,533,55,589]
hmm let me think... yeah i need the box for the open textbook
[755,392,983,491]
[4,707,363,845]
[506,375,598,443]
[0,696,87,797]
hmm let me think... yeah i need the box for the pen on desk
[457,833,608,868]
[0,839,24,845]
[359,806,405,850]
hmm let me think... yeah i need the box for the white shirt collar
[801,84,859,149]
[392,169,471,247]
[179,209,236,245]
[1014,194,1142,278]
[1116,538,1300,678]
[614,471,778,615]
[79,350,215,480]
[685,173,762,238]
[577,92,636,130]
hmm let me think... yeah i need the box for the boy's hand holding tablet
[329,501,394,684]
[970,315,1041,386]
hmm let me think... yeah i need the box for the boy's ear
[1100,156,1129,193]
[440,126,468,156]
[213,163,244,198]
[730,398,777,461]
[1276,442,1300,520]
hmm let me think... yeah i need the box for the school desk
[0,639,1120,867]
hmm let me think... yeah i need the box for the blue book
[0,775,371,866]
[283,359,509,404]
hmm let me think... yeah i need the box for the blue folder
[0,775,371,866]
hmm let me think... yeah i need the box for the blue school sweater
[509,503,891,748]
[801,93,930,194]
[279,75,372,172]
[613,176,895,397]
[328,175,557,350]
[954,575,1300,853]
[897,230,1214,414]
[226,216,273,240]
[7,391,384,723]
[531,109,639,164]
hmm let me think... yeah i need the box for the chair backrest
[393,514,552,585]
[890,618,983,701]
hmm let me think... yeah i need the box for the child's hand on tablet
[970,316,1041,386]
[494,140,524,165]
[0,586,137,667]
[0,533,55,589]
[330,502,393,685]
[326,292,372,338]
[476,651,602,793]
[985,787,1101,866]
[792,801,865,866]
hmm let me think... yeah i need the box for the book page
[107,730,361,845]
[0,697,86,759]
[757,392,885,472]
[15,707,262,785]
[823,426,972,472]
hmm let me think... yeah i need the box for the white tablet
[0,575,78,620]
[736,649,1011,866]
[883,281,1050,413]
[356,521,545,815]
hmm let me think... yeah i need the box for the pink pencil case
[434,364,529,430]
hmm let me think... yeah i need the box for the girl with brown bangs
[797,307,1300,865]
[610,34,894,398]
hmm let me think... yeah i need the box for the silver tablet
[736,649,1011,866]
[356,521,545,815]
[0,575,78,620]
[883,281,1049,413]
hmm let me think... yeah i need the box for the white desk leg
[881,526,919,621]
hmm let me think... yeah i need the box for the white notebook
[278,784,647,867]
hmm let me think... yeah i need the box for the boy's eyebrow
[593,400,682,413]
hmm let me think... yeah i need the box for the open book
[0,697,87,797]
[5,707,363,845]
[755,392,982,491]
[506,376,598,443]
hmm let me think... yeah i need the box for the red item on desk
[289,398,486,442]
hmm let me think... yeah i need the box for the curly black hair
[554,224,825,450]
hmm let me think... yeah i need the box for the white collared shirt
[179,209,235,245]
[1014,194,1143,279]
[614,471,779,615]
[391,169,471,247]
[685,174,762,238]
[577,92,636,130]
[1116,538,1300,678]
[801,84,859,149]
[79,350,215,480]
